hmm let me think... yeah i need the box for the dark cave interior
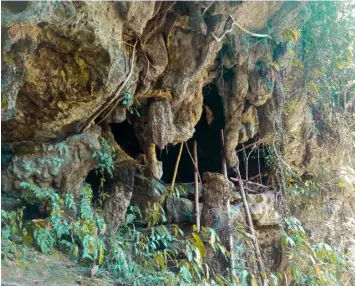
[2,1,28,13]
[109,121,143,158]
[158,84,225,183]
[86,84,269,194]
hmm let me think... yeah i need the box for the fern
[80,184,93,219]
[34,227,55,255]
[92,138,115,177]
[65,193,77,215]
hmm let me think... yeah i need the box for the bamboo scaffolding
[230,175,266,286]
[193,141,201,232]
[220,130,236,281]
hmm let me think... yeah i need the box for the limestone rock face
[1,128,101,196]
[248,193,281,226]
[103,161,137,233]
[1,1,303,180]
[2,1,130,142]
[231,192,281,227]
[148,100,175,149]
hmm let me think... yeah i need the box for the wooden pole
[171,142,184,190]
[230,174,266,286]
[220,130,236,281]
[184,142,203,186]
[193,141,200,232]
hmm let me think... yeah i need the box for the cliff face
[1,1,354,279]
[1,1,303,189]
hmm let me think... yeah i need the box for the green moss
[3,54,15,65]
[2,92,8,109]
[284,97,305,115]
[74,55,90,84]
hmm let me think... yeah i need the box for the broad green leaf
[186,244,193,261]
[210,232,216,246]
[155,253,167,270]
[192,233,206,257]
[181,266,193,282]
[125,214,135,225]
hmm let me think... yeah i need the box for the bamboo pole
[230,174,266,286]
[220,130,236,281]
[171,142,184,190]
[184,142,203,186]
[193,141,200,232]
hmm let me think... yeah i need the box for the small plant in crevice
[92,138,115,208]
[286,177,320,200]
[93,138,115,177]
[121,91,141,117]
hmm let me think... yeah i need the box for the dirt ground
[1,248,114,286]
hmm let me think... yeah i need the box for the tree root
[79,40,138,133]
[212,15,273,43]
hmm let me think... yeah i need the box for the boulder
[166,196,203,224]
[231,192,281,227]
[131,175,165,212]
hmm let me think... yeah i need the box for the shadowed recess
[109,121,143,159]
[2,1,28,13]
[158,84,225,183]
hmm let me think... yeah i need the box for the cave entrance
[235,140,269,184]
[85,121,143,202]
[109,121,143,158]
[158,84,225,183]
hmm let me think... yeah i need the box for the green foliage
[1,92,8,108]
[1,208,25,260]
[33,227,55,255]
[160,184,186,203]
[92,138,114,209]
[14,179,349,285]
[301,2,355,109]
[92,138,115,177]
[145,202,167,227]
[282,27,301,44]
[19,182,106,265]
[280,217,349,285]
[286,178,320,199]
[1,80,8,108]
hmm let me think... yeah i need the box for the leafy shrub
[20,182,106,264]
[1,207,25,260]
[280,216,349,285]
[16,181,238,285]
